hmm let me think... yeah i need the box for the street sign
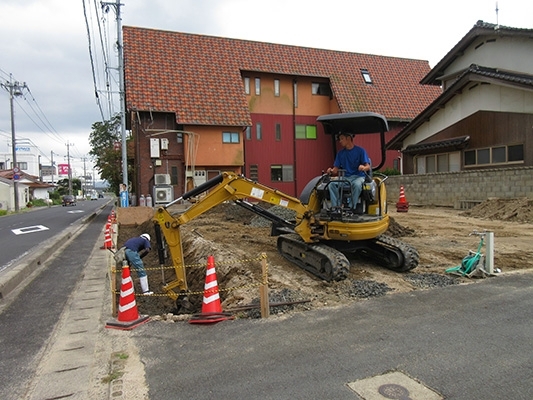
[13,167,20,174]
[13,174,20,181]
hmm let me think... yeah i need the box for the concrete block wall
[385,166,533,208]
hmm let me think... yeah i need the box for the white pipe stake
[485,231,494,274]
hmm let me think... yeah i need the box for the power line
[24,87,63,138]
[82,0,106,121]
[13,97,63,144]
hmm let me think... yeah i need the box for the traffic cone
[108,214,116,233]
[396,185,409,212]
[106,214,116,233]
[101,222,113,249]
[106,265,150,330]
[110,210,117,224]
[189,256,234,324]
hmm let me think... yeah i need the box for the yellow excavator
[153,112,419,303]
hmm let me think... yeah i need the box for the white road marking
[11,225,50,235]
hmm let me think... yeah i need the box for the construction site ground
[116,197,533,318]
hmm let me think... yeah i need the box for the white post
[485,231,494,274]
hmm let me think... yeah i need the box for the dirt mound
[116,206,153,226]
[115,198,533,318]
[386,217,415,237]
[461,198,533,223]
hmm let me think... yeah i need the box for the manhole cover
[378,383,411,399]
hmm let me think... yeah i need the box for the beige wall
[386,166,533,208]
[441,36,533,87]
[186,125,244,167]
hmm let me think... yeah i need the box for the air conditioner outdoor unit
[154,186,173,204]
[154,173,171,185]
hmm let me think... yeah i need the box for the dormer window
[361,69,372,84]
[311,82,332,96]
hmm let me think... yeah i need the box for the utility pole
[82,157,87,197]
[102,0,128,205]
[1,74,27,212]
[51,150,55,185]
[66,141,73,196]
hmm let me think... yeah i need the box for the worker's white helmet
[140,233,151,242]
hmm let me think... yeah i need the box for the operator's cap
[140,233,151,242]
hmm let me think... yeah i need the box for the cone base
[189,312,234,325]
[396,202,409,212]
[105,315,150,330]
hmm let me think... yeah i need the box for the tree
[88,115,124,195]
[56,178,82,196]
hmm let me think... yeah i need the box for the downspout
[242,126,247,176]
[135,112,141,198]
[292,78,297,196]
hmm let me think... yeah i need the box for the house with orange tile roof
[387,21,533,175]
[123,27,440,203]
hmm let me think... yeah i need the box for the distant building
[0,169,54,211]
[0,143,59,183]
[0,145,39,176]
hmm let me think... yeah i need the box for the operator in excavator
[123,233,153,295]
[326,132,371,210]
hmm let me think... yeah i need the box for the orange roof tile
[123,27,440,126]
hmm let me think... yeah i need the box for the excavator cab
[300,112,389,221]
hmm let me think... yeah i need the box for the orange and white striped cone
[189,256,234,324]
[101,222,113,249]
[110,210,117,224]
[106,214,116,233]
[396,185,410,212]
[106,265,150,330]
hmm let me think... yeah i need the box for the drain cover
[347,371,442,399]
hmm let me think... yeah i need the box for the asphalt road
[0,203,112,400]
[0,199,105,273]
[133,272,533,399]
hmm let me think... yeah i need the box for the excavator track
[357,234,419,272]
[277,234,350,282]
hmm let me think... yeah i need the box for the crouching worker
[124,233,153,295]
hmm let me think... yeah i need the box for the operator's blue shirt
[124,236,151,253]
[333,145,370,177]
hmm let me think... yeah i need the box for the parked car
[62,195,76,206]
[90,192,98,200]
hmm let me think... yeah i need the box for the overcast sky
[0,0,532,176]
